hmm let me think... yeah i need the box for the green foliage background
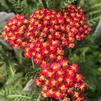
[0,0,101,101]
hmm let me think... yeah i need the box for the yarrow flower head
[35,59,86,100]
[62,4,92,47]
[23,8,66,65]
[2,14,28,48]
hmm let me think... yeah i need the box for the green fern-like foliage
[0,66,33,101]
[0,3,6,11]
[4,0,78,14]
[0,86,32,101]
[0,52,40,101]
[78,0,101,26]
[5,0,32,17]
[0,0,8,11]
[0,60,7,84]
[4,0,42,17]
[86,1,101,25]
[45,0,77,11]
[0,57,32,101]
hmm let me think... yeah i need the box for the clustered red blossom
[35,61,86,100]
[24,8,66,65]
[2,4,92,101]
[2,14,28,48]
[62,5,92,44]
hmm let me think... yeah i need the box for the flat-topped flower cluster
[35,61,86,100]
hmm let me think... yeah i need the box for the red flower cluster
[62,5,92,45]
[24,9,65,65]
[35,60,86,100]
[2,14,28,48]
[2,4,92,101]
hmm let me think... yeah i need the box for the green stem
[31,58,34,68]
[36,93,41,101]
[41,0,48,8]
